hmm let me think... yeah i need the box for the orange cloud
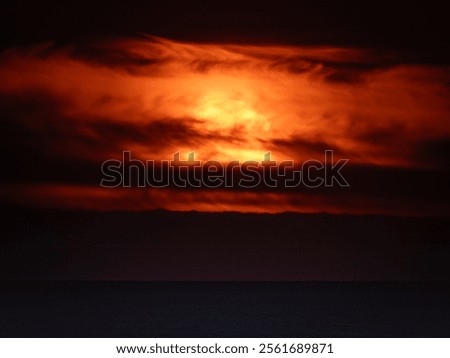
[0,36,449,215]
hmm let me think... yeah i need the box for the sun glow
[1,36,450,214]
[196,96,262,129]
[193,90,272,161]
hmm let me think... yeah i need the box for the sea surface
[0,281,449,337]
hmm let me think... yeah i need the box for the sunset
[1,36,449,215]
[1,0,450,344]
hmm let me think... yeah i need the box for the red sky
[1,36,449,216]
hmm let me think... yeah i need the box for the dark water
[0,281,449,337]
[2,209,450,281]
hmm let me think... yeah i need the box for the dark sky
[2,0,449,63]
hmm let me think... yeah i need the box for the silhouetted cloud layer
[1,36,449,215]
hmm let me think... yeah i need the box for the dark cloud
[1,35,449,216]
[10,36,409,82]
[416,139,450,169]
[264,136,346,160]
[0,90,244,184]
